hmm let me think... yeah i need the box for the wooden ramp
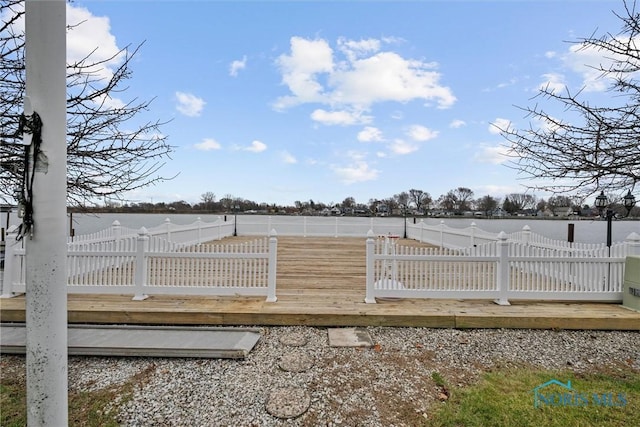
[1,237,639,330]
[0,324,261,358]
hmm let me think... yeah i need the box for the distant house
[376,204,389,216]
[492,208,508,217]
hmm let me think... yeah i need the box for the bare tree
[1,2,173,206]
[341,196,355,209]
[477,195,499,216]
[496,1,639,199]
[408,188,431,213]
[547,195,575,216]
[393,191,410,209]
[441,187,474,212]
[505,193,537,212]
[200,191,216,211]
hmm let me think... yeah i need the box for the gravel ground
[2,327,639,426]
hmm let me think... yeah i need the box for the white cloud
[558,36,640,93]
[229,55,247,77]
[92,93,126,110]
[244,140,267,153]
[330,51,455,109]
[273,37,334,109]
[337,37,381,61]
[449,119,466,129]
[407,125,438,141]
[562,42,613,92]
[66,5,124,81]
[389,139,419,155]
[175,92,206,117]
[332,155,379,184]
[474,144,509,164]
[3,3,128,105]
[489,118,512,135]
[274,36,456,113]
[538,72,567,94]
[310,109,372,126]
[194,138,222,151]
[357,126,384,142]
[281,150,297,164]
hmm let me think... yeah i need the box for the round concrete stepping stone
[278,350,314,372]
[279,332,308,347]
[265,387,310,419]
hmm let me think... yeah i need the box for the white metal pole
[24,1,68,425]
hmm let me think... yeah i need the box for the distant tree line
[75,187,638,218]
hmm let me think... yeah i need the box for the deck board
[1,236,639,330]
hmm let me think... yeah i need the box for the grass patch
[431,371,447,388]
[427,366,640,427]
[0,361,155,427]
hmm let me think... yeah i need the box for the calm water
[3,212,639,244]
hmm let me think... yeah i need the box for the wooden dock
[2,237,639,330]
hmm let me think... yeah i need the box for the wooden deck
[2,237,640,330]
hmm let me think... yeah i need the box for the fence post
[112,220,121,241]
[1,227,21,298]
[495,231,511,305]
[365,230,377,303]
[522,225,531,245]
[626,232,640,256]
[164,218,172,242]
[266,229,278,302]
[470,222,477,247]
[132,227,149,301]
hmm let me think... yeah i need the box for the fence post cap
[164,218,171,223]
[269,228,278,237]
[626,232,640,242]
[471,222,476,227]
[367,229,375,238]
[112,220,120,226]
[522,225,531,231]
[138,227,149,235]
[498,231,508,240]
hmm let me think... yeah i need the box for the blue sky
[32,1,631,206]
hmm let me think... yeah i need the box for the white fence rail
[239,215,405,237]
[366,231,640,304]
[68,216,234,246]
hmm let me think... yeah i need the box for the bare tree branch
[496,1,640,200]
[1,2,174,207]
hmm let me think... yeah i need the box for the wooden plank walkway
[1,237,639,330]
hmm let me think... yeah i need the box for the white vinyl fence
[366,231,640,304]
[3,215,639,304]
[69,216,234,246]
[2,218,277,302]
